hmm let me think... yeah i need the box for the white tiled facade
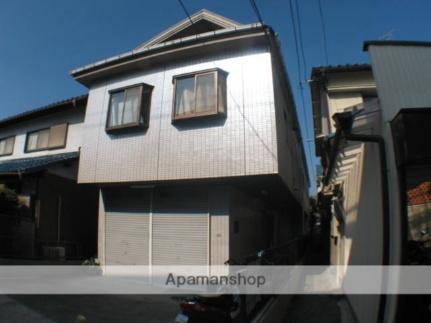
[78,48,280,183]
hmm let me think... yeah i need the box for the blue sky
[1,0,430,192]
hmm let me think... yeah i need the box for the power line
[288,0,317,183]
[249,0,265,26]
[293,0,308,83]
[317,0,329,65]
[288,0,303,87]
[176,0,199,35]
[249,0,317,186]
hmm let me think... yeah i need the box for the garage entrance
[103,187,209,266]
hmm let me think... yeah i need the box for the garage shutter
[105,212,150,265]
[152,214,208,265]
[104,188,151,265]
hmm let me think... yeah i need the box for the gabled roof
[0,94,88,129]
[135,9,242,50]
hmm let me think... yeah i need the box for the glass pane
[4,137,14,154]
[175,77,195,116]
[108,92,125,127]
[0,140,5,155]
[27,133,38,151]
[218,75,227,113]
[36,129,50,149]
[195,73,216,113]
[123,87,141,124]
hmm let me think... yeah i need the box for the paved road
[0,295,178,323]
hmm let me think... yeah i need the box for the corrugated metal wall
[368,45,431,121]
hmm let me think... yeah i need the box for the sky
[1,0,431,193]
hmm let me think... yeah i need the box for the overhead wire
[317,0,329,65]
[288,0,317,184]
[176,0,199,35]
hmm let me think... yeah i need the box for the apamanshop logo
[165,272,266,288]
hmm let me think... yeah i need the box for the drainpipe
[326,112,390,323]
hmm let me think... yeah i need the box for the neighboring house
[311,42,431,323]
[70,9,310,267]
[0,95,98,259]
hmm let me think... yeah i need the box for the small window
[0,136,15,156]
[25,123,68,152]
[106,84,153,132]
[172,68,227,122]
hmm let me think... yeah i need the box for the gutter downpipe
[324,112,390,323]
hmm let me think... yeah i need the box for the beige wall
[327,92,363,133]
[319,71,383,323]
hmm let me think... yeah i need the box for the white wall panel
[78,49,279,183]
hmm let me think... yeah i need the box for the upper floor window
[106,83,153,133]
[25,123,68,152]
[172,68,227,122]
[0,136,15,156]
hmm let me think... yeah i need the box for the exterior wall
[325,71,375,92]
[0,108,85,162]
[327,93,363,132]
[367,45,431,322]
[209,186,230,265]
[78,48,278,183]
[368,45,431,120]
[318,73,383,323]
[272,60,309,208]
[229,188,271,260]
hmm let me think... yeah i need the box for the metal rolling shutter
[152,214,209,265]
[104,188,151,265]
[105,212,150,265]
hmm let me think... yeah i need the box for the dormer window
[0,136,15,156]
[106,84,153,133]
[172,68,227,122]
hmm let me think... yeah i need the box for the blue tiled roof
[0,152,79,174]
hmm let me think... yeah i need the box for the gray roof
[70,23,263,81]
[0,94,88,129]
[0,152,79,175]
[311,64,371,79]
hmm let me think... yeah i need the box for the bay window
[106,83,153,132]
[172,68,227,121]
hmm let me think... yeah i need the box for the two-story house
[70,9,310,267]
[0,95,98,259]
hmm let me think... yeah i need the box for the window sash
[173,69,227,121]
[107,85,145,130]
[26,129,50,152]
[0,137,14,156]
